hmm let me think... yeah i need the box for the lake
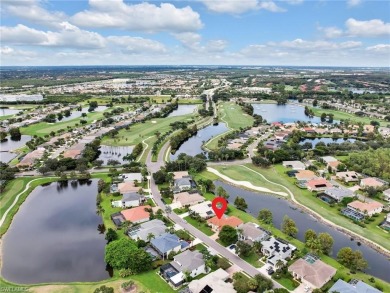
[1,180,110,284]
[170,123,229,160]
[214,181,390,282]
[0,108,21,117]
[299,137,357,148]
[252,104,324,124]
[168,104,197,117]
[97,145,134,165]
[0,135,32,163]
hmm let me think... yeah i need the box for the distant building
[0,94,43,102]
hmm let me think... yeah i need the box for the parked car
[266,266,274,275]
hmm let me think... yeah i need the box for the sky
[0,0,389,66]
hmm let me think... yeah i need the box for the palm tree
[146,233,155,242]
[275,259,285,269]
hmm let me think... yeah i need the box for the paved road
[145,146,283,288]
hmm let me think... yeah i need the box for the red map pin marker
[212,197,228,219]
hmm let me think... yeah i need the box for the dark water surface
[214,181,390,282]
[168,104,197,117]
[1,180,109,284]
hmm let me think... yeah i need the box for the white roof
[188,269,235,293]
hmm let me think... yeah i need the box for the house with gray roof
[111,192,145,208]
[119,173,143,182]
[159,250,206,287]
[282,161,306,170]
[328,279,381,293]
[238,222,269,244]
[323,186,355,202]
[174,177,192,193]
[151,233,188,259]
[127,219,166,242]
[187,268,236,293]
[261,237,296,269]
[383,188,390,202]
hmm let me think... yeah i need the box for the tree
[93,160,104,168]
[281,215,298,238]
[258,209,273,225]
[0,131,7,141]
[305,229,317,243]
[146,233,155,242]
[337,247,368,272]
[38,166,50,175]
[105,238,152,272]
[217,257,231,270]
[254,274,273,292]
[219,225,238,246]
[235,240,252,257]
[93,285,114,293]
[318,232,334,255]
[105,228,118,243]
[9,127,21,140]
[306,238,322,255]
[216,186,229,199]
[234,196,248,211]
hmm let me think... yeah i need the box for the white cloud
[347,0,362,7]
[200,0,285,14]
[71,0,202,33]
[173,33,228,54]
[269,38,362,50]
[346,18,390,37]
[366,44,390,53]
[173,33,202,49]
[1,0,67,28]
[107,36,167,54]
[0,46,37,57]
[206,40,228,52]
[319,26,344,39]
[0,23,106,49]
[283,0,304,4]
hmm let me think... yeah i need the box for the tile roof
[171,250,205,272]
[120,205,151,222]
[207,215,243,229]
[289,258,336,288]
[348,200,384,213]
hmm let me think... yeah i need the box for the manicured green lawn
[272,276,299,290]
[242,252,264,268]
[184,216,214,236]
[205,102,254,150]
[21,109,114,137]
[310,107,387,126]
[101,114,195,146]
[211,165,286,194]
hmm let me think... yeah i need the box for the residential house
[322,186,355,202]
[207,215,244,232]
[378,127,390,138]
[381,214,390,231]
[173,191,204,207]
[127,219,166,242]
[111,192,145,208]
[363,125,375,134]
[189,201,215,219]
[151,233,188,259]
[187,268,236,293]
[336,171,360,183]
[63,149,82,159]
[282,161,306,170]
[174,177,192,193]
[120,205,151,224]
[321,156,338,164]
[383,188,390,202]
[173,171,189,179]
[288,256,336,290]
[237,222,269,244]
[264,139,282,151]
[160,250,206,287]
[274,131,290,141]
[347,200,384,217]
[295,170,318,183]
[328,279,381,293]
[360,177,387,189]
[261,237,296,269]
[327,160,341,172]
[306,178,333,192]
[118,181,140,194]
[17,148,45,169]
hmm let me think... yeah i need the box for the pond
[299,137,357,148]
[252,104,326,124]
[167,105,197,117]
[97,145,134,165]
[60,106,108,122]
[0,135,32,163]
[214,181,390,282]
[0,108,21,117]
[170,123,229,160]
[1,180,110,284]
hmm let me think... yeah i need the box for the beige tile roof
[348,200,384,213]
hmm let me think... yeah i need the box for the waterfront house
[151,233,187,259]
[173,177,192,193]
[288,255,336,290]
[336,171,360,183]
[360,177,387,189]
[328,279,381,293]
[295,170,318,183]
[111,192,145,208]
[306,178,333,192]
[118,181,140,194]
[127,219,166,242]
[322,186,355,202]
[189,201,215,219]
[282,160,306,170]
[207,215,244,232]
[173,191,204,207]
[120,205,151,224]
[237,222,269,244]
[347,200,384,217]
[261,237,296,269]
